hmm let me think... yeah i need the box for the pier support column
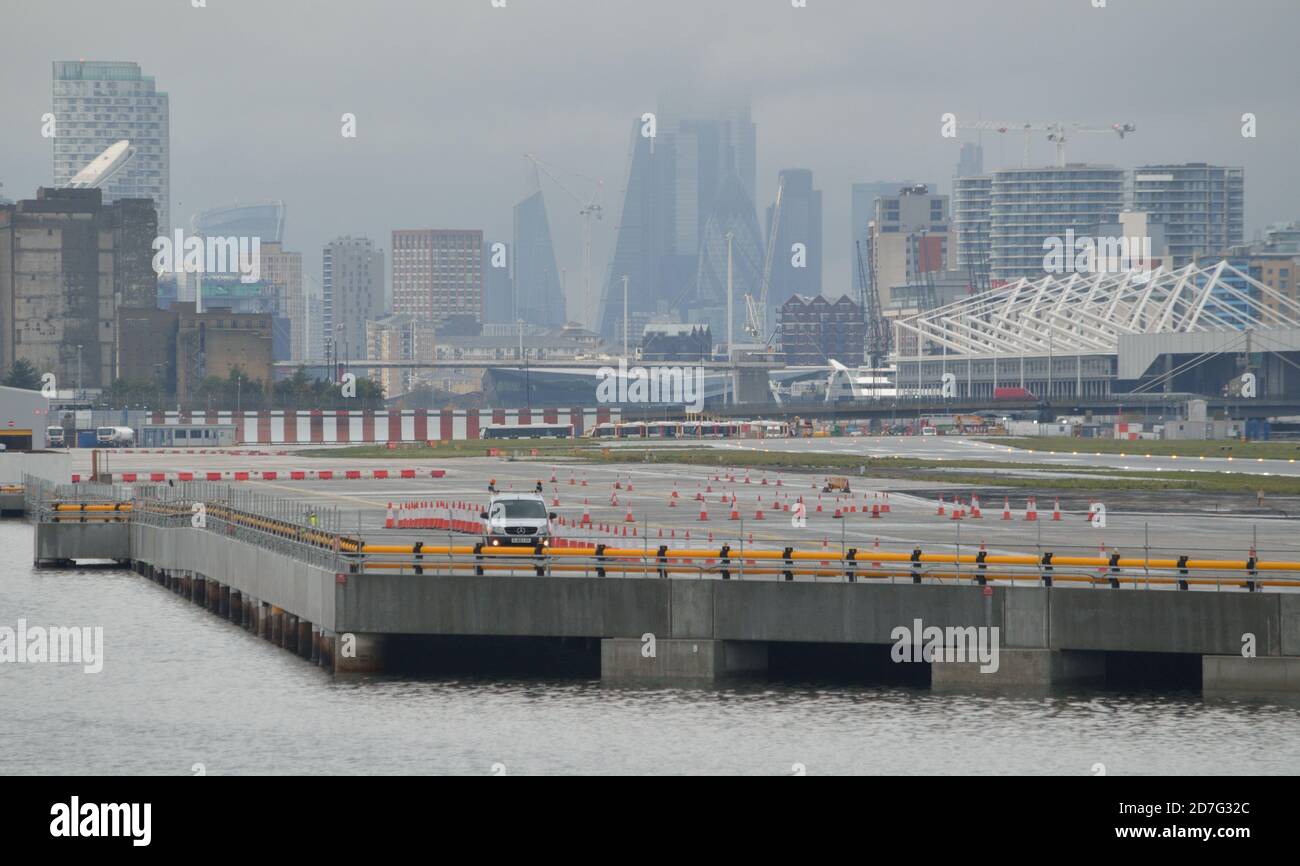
[310,626,321,664]
[229,590,242,624]
[332,632,387,675]
[319,631,336,672]
[241,596,253,630]
[218,585,230,619]
[930,649,1104,689]
[270,607,283,644]
[191,574,204,606]
[1203,656,1300,694]
[283,615,298,653]
[600,638,768,683]
[206,579,220,613]
[259,603,272,640]
[297,620,312,660]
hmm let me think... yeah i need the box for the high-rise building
[186,201,286,307]
[955,142,984,179]
[323,236,384,363]
[392,229,483,327]
[867,185,955,308]
[689,174,764,349]
[988,165,1126,282]
[1133,164,1245,266]
[952,175,992,285]
[482,240,514,324]
[598,93,757,341]
[259,242,304,362]
[766,169,822,311]
[513,177,565,327]
[52,61,170,233]
[851,180,925,297]
[366,314,437,398]
[0,188,157,389]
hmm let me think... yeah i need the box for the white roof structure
[893,261,1300,360]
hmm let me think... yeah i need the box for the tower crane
[744,175,784,344]
[955,120,1136,167]
[523,153,604,329]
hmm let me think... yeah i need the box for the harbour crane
[956,120,1136,167]
[523,153,604,329]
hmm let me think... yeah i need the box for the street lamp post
[621,275,629,360]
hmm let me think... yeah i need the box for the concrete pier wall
[130,523,337,629]
[28,520,1300,687]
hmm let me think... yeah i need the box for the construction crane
[523,153,603,329]
[956,120,1136,167]
[856,240,891,366]
[744,175,784,344]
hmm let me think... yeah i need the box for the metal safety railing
[128,482,355,570]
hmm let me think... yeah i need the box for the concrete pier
[931,648,1105,689]
[333,632,386,675]
[27,518,1292,687]
[1203,656,1300,693]
[601,638,768,683]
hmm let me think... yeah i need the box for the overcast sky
[4,0,1298,323]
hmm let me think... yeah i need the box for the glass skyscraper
[766,169,822,315]
[513,183,566,327]
[598,93,758,346]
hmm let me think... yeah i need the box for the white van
[921,426,938,437]
[480,493,556,548]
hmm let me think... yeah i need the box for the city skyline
[3,0,1298,328]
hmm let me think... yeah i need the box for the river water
[3,522,1298,775]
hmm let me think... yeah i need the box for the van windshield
[501,500,547,519]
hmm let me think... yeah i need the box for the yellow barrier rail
[333,540,1300,591]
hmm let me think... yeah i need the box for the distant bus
[481,423,573,440]
[46,426,66,448]
[590,420,791,440]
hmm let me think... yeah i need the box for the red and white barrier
[144,407,620,445]
[72,468,448,483]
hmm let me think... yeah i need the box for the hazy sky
[4,0,1298,324]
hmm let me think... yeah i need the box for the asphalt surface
[70,443,1300,563]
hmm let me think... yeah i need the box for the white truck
[96,426,135,447]
[479,492,556,548]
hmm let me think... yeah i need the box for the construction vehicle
[822,476,851,494]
